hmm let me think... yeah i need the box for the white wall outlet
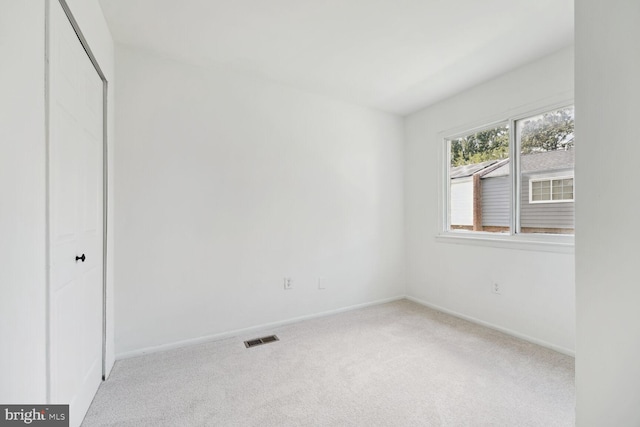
[492,282,501,294]
[284,277,292,290]
[318,277,326,290]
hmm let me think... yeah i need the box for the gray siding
[482,176,510,226]
[481,175,575,230]
[520,178,574,229]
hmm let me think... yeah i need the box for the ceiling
[98,0,573,115]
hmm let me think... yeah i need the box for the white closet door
[49,2,103,426]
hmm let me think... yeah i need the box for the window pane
[448,124,510,233]
[518,106,574,234]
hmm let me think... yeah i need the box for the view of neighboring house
[449,159,506,229]
[450,148,575,234]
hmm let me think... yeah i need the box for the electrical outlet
[318,277,326,290]
[492,282,501,294]
[283,277,292,290]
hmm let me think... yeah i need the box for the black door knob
[75,254,86,262]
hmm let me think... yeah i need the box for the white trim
[44,0,51,403]
[510,118,519,233]
[529,176,574,204]
[443,122,510,234]
[445,120,510,142]
[436,232,574,253]
[439,100,575,247]
[437,93,573,144]
[57,0,111,381]
[442,138,451,231]
[116,295,406,360]
[118,294,575,361]
[46,0,110,398]
[450,176,473,183]
[405,295,575,357]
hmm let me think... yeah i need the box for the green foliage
[450,107,575,167]
[450,126,509,166]
[520,108,574,154]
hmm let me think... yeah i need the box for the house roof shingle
[482,148,574,178]
[450,149,575,180]
[449,159,499,179]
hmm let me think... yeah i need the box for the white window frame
[528,176,574,204]
[437,99,575,253]
[444,121,510,232]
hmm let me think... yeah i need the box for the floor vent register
[244,335,279,348]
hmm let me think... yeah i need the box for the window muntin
[445,105,575,237]
[529,177,574,203]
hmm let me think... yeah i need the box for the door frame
[45,0,109,402]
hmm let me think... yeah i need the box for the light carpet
[82,299,574,426]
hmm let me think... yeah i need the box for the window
[529,178,574,203]
[445,105,574,237]
[448,124,510,233]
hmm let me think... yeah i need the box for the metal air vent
[244,335,279,348]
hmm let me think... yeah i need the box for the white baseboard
[405,295,575,357]
[117,294,574,360]
[116,295,406,360]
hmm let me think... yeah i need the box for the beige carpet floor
[82,299,575,426]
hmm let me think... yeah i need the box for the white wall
[575,0,640,425]
[404,47,575,354]
[0,0,115,403]
[0,0,47,403]
[114,45,405,356]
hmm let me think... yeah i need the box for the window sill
[436,231,574,253]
